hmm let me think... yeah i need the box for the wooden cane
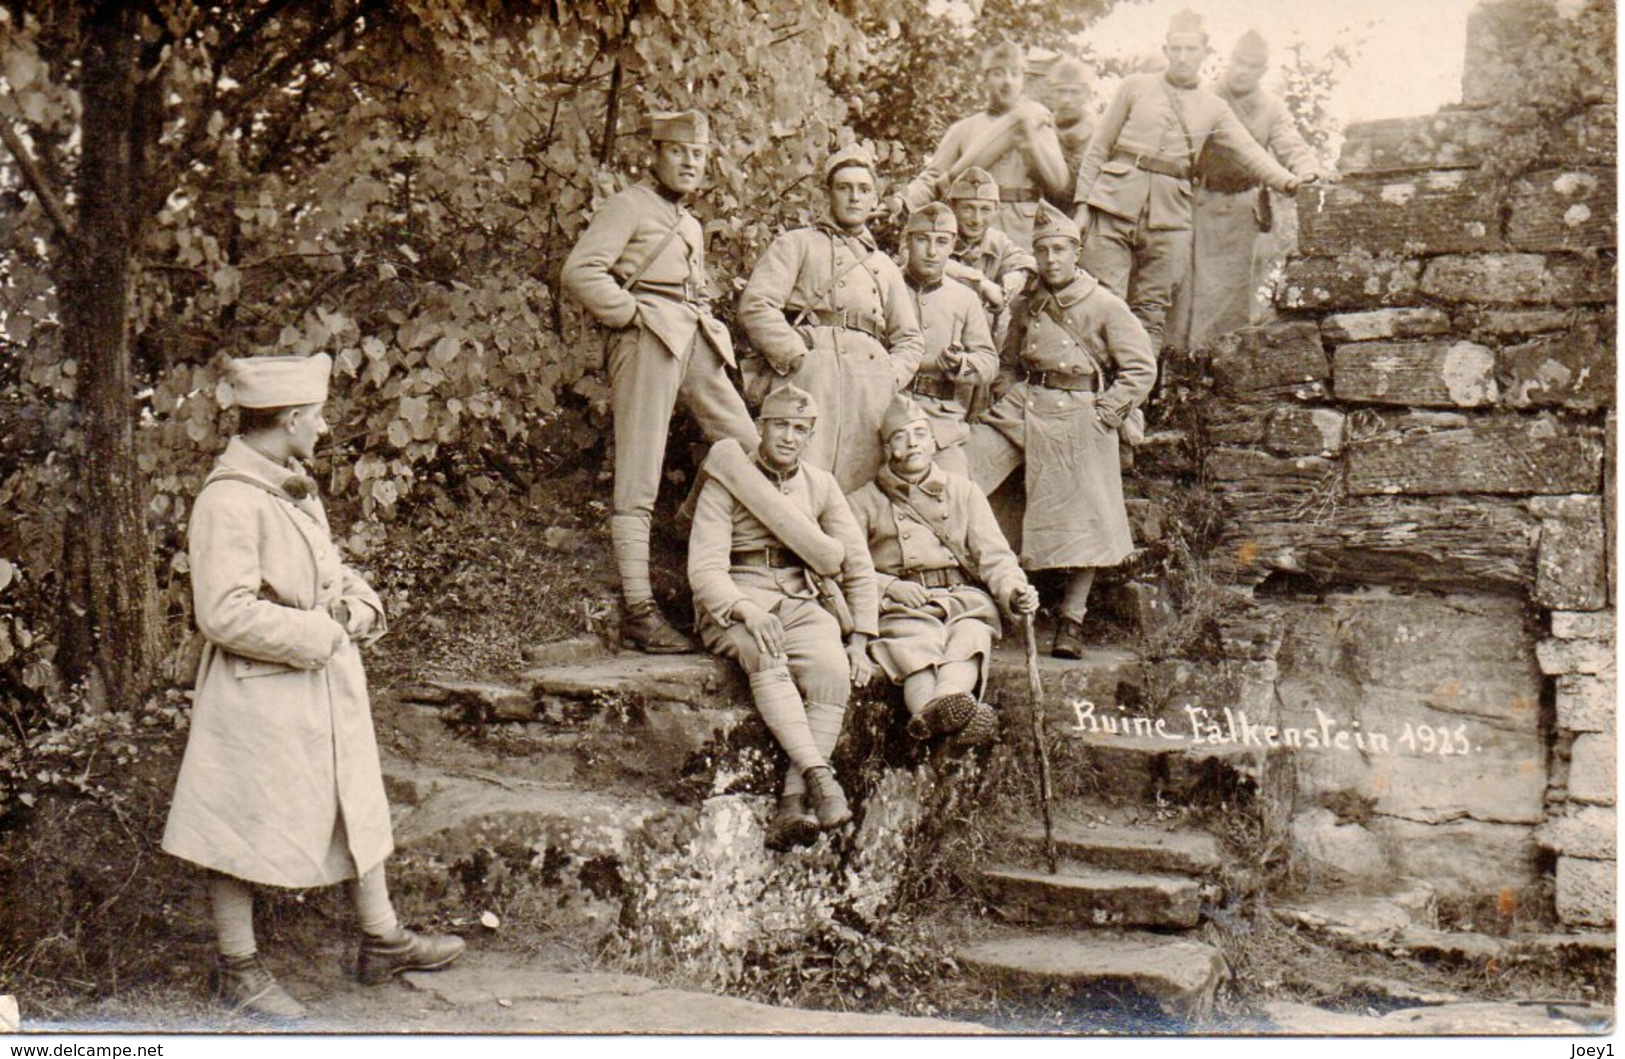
[1021,613,1059,875]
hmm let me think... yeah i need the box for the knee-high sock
[785,698,848,799]
[209,874,258,959]
[349,864,400,938]
[751,668,822,774]
[902,671,937,715]
[611,511,654,604]
[933,659,981,698]
[1061,567,1097,622]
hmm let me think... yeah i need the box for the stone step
[976,864,1202,929]
[1007,817,1224,877]
[957,928,1228,1024]
[1051,729,1278,807]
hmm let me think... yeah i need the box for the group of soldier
[561,10,1333,851]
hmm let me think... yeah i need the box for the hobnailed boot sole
[947,703,1000,747]
[906,691,978,740]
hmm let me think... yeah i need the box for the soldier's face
[285,402,329,461]
[826,166,878,229]
[1163,37,1209,81]
[652,140,708,195]
[984,62,1023,110]
[759,416,813,471]
[1225,55,1267,95]
[952,198,997,241]
[886,421,936,477]
[1034,237,1080,288]
[1052,83,1090,124]
[905,231,954,284]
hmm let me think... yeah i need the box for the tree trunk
[55,5,162,711]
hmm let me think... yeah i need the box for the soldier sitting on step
[688,385,879,850]
[847,396,1039,745]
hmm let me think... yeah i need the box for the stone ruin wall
[1164,0,1614,924]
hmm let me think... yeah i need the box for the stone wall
[1166,0,1614,918]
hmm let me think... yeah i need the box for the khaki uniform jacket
[561,183,734,365]
[908,276,998,389]
[1196,84,1319,192]
[688,460,880,638]
[903,105,1071,217]
[946,227,1036,303]
[163,439,392,888]
[1075,73,1298,230]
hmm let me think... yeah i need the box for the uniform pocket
[231,655,305,680]
[1101,161,1133,177]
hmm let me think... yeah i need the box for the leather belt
[1197,174,1261,195]
[999,187,1041,203]
[732,546,801,569]
[1027,369,1096,392]
[1112,148,1192,179]
[900,567,972,589]
[788,307,884,343]
[908,374,959,401]
[631,279,707,306]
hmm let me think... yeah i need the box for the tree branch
[0,119,77,248]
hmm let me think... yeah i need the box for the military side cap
[948,166,999,202]
[760,384,819,420]
[1167,8,1208,42]
[1233,30,1269,62]
[1051,58,1092,89]
[982,40,1025,70]
[880,395,931,440]
[1031,200,1081,244]
[648,109,710,145]
[903,202,958,237]
[823,143,877,183]
[230,353,331,409]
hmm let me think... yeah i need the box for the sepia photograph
[0,0,1614,1045]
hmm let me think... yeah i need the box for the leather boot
[1052,615,1086,659]
[905,691,977,741]
[803,765,852,829]
[214,954,307,1021]
[622,599,695,654]
[357,928,466,985]
[764,792,820,851]
[948,703,1000,747]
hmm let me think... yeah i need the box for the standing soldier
[738,145,924,493]
[1170,30,1335,350]
[967,203,1156,658]
[848,397,1040,745]
[901,41,1072,251]
[898,203,997,478]
[688,386,879,851]
[1047,58,1096,208]
[1072,10,1313,352]
[942,167,1037,325]
[561,109,759,654]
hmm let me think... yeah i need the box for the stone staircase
[382,627,1270,1030]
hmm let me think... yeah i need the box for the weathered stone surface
[1370,816,1542,896]
[1463,0,1617,108]
[1535,494,1609,609]
[521,636,610,667]
[1009,818,1222,877]
[1217,494,1538,593]
[1291,807,1393,886]
[1204,401,1271,446]
[1553,607,1618,639]
[1386,927,1508,963]
[1322,307,1452,343]
[1207,322,1327,396]
[1550,104,1619,167]
[524,653,741,712]
[1207,449,1335,494]
[1298,170,1500,256]
[1339,977,1464,1007]
[1557,855,1616,927]
[1460,307,1592,337]
[1507,168,1617,252]
[1538,637,1615,675]
[1346,416,1604,496]
[1503,319,1615,411]
[1536,805,1616,859]
[1569,733,1615,805]
[429,680,535,722]
[1419,253,1614,306]
[1273,887,1434,939]
[1264,406,1345,456]
[1336,110,1501,173]
[1333,340,1498,407]
[404,967,658,1006]
[957,931,1227,1022]
[1263,999,1608,1035]
[1279,254,1422,312]
[977,865,1201,928]
[1557,673,1616,732]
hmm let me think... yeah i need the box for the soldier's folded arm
[955,296,1000,384]
[1024,119,1072,201]
[904,119,971,212]
[738,234,813,374]
[339,565,387,642]
[686,478,748,627]
[560,198,642,330]
[189,489,347,668]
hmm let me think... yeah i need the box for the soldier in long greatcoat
[164,354,462,1020]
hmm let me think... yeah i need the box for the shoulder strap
[878,479,977,579]
[795,232,880,317]
[1160,80,1198,169]
[202,469,295,503]
[700,440,845,576]
[1037,295,1108,379]
[620,206,688,292]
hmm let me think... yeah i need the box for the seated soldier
[967,201,1156,658]
[847,397,1040,744]
[944,167,1037,325]
[898,203,997,478]
[688,385,879,850]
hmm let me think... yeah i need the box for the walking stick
[1021,613,1059,875]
